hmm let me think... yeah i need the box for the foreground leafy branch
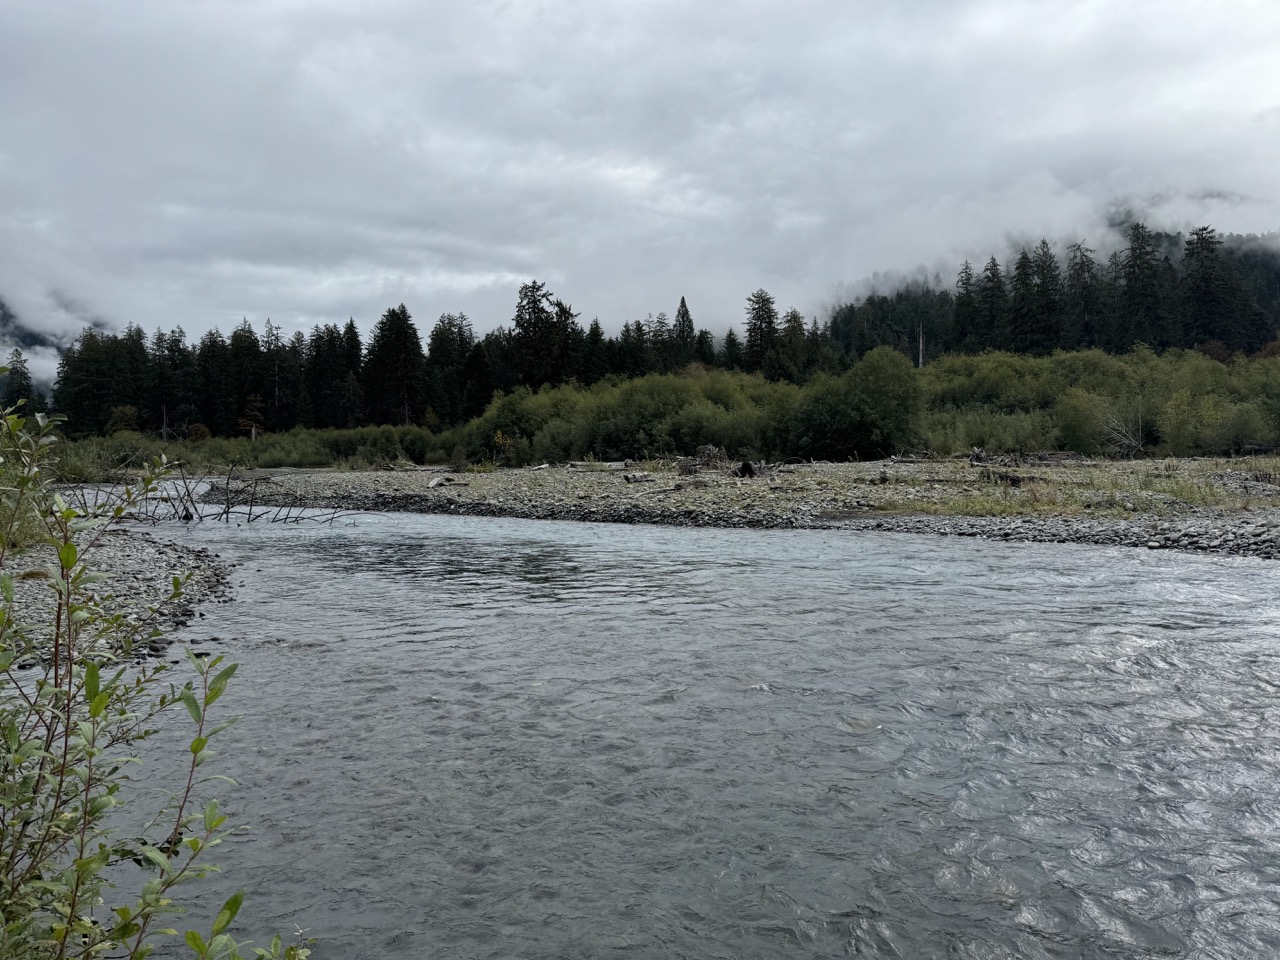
[0,396,307,959]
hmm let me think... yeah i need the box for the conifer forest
[9,222,1280,464]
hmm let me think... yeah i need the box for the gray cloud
[1,0,1277,363]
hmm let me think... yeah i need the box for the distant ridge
[0,295,76,354]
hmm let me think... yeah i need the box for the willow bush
[0,400,306,959]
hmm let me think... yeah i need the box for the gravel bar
[203,458,1280,562]
[3,530,233,654]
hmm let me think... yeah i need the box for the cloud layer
[2,0,1278,378]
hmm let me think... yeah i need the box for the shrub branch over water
[0,397,306,959]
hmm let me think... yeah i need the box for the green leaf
[203,798,223,833]
[207,663,239,706]
[185,929,209,956]
[85,661,100,700]
[58,542,78,570]
[139,844,171,872]
[190,735,208,755]
[180,688,203,724]
[211,891,244,935]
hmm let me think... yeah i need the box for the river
[145,513,1280,959]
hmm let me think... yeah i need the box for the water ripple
[154,514,1280,959]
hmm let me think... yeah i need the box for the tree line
[44,282,843,439]
[833,223,1280,362]
[23,221,1280,442]
[345,344,1280,465]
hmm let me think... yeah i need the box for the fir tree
[1181,225,1247,350]
[195,329,236,435]
[582,319,610,384]
[953,260,981,352]
[1122,222,1163,347]
[693,329,717,366]
[672,296,696,367]
[1008,250,1038,354]
[743,288,778,372]
[2,347,33,409]
[363,303,426,425]
[1030,239,1063,352]
[1064,242,1100,349]
[977,257,1008,347]
[425,313,476,426]
[719,328,744,370]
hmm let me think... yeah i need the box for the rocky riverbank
[203,456,1280,561]
[4,529,232,654]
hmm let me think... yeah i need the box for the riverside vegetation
[29,223,1280,445]
[45,345,1280,477]
[0,398,307,959]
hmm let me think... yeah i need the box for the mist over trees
[36,221,1280,458]
[832,224,1279,363]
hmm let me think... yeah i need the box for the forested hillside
[9,221,1280,462]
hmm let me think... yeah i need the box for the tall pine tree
[363,304,426,425]
[743,288,778,372]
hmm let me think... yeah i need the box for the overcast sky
[2,0,1278,379]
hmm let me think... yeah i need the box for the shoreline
[205,458,1280,562]
[4,530,233,656]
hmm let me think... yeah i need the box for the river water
[147,513,1280,959]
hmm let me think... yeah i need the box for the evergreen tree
[581,319,610,384]
[288,332,312,428]
[363,303,426,425]
[1121,222,1162,348]
[113,325,150,412]
[53,330,113,435]
[672,297,696,367]
[341,319,363,376]
[977,257,1008,347]
[227,320,264,433]
[262,319,306,432]
[1180,225,1249,350]
[615,320,649,378]
[425,312,476,426]
[1008,250,1038,354]
[511,281,584,387]
[147,328,196,438]
[462,327,518,419]
[1030,239,1064,352]
[340,371,364,427]
[743,289,778,372]
[774,307,808,382]
[2,348,33,409]
[805,319,842,374]
[554,298,587,382]
[303,324,345,429]
[1064,242,1101,349]
[195,330,236,435]
[718,328,744,370]
[693,329,717,366]
[647,312,673,372]
[953,260,981,352]
[1099,250,1126,348]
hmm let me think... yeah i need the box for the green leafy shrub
[0,403,307,959]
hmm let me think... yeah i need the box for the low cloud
[0,0,1276,349]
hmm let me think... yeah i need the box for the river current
[146,513,1280,959]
